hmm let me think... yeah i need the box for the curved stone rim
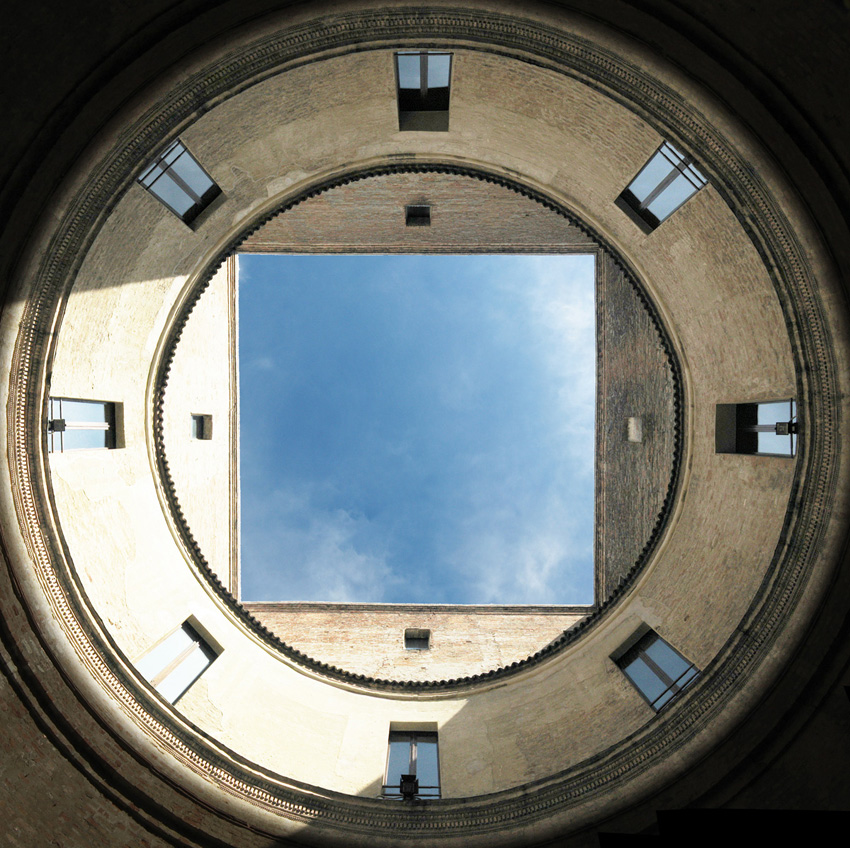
[4,5,837,839]
[153,160,684,691]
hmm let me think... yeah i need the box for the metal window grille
[47,398,116,452]
[382,731,440,798]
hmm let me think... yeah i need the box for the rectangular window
[191,413,213,440]
[395,52,452,132]
[715,400,797,457]
[616,141,707,231]
[383,730,440,799]
[404,628,430,650]
[135,621,218,704]
[138,139,222,225]
[47,398,118,452]
[615,629,699,711]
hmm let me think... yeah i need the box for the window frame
[616,141,707,232]
[614,628,699,712]
[395,51,452,132]
[138,139,222,226]
[382,730,441,799]
[47,397,119,453]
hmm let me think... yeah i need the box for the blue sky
[238,254,596,604]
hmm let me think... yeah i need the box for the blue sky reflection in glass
[238,254,596,604]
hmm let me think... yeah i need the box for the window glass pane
[136,625,196,681]
[386,737,411,786]
[757,401,791,425]
[62,428,109,450]
[157,643,211,703]
[646,173,699,221]
[427,54,451,89]
[621,656,668,704]
[150,175,195,218]
[416,737,440,793]
[171,151,216,198]
[61,399,108,424]
[644,637,692,682]
[397,53,421,90]
[757,430,794,455]
[628,151,676,203]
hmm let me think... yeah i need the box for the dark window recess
[395,52,452,132]
[715,400,798,457]
[47,398,118,452]
[191,414,213,440]
[382,731,440,799]
[139,139,222,225]
[616,141,707,231]
[405,205,431,226]
[404,628,431,650]
[615,629,699,711]
[135,621,218,704]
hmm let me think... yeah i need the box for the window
[395,52,452,131]
[405,204,431,226]
[614,629,699,711]
[138,139,222,225]
[135,621,218,704]
[715,400,798,457]
[616,141,707,231]
[383,730,440,799]
[191,413,213,440]
[47,398,118,452]
[404,628,430,650]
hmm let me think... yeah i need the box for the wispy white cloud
[241,483,399,602]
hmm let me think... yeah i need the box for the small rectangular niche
[404,628,431,650]
[627,416,643,443]
[191,413,213,440]
[405,205,431,226]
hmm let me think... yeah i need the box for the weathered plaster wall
[244,603,586,680]
[162,258,237,589]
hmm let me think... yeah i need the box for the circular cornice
[153,160,684,691]
[4,5,840,843]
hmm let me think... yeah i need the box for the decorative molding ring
[4,6,839,841]
[152,161,684,691]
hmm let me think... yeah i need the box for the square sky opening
[237,253,596,604]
